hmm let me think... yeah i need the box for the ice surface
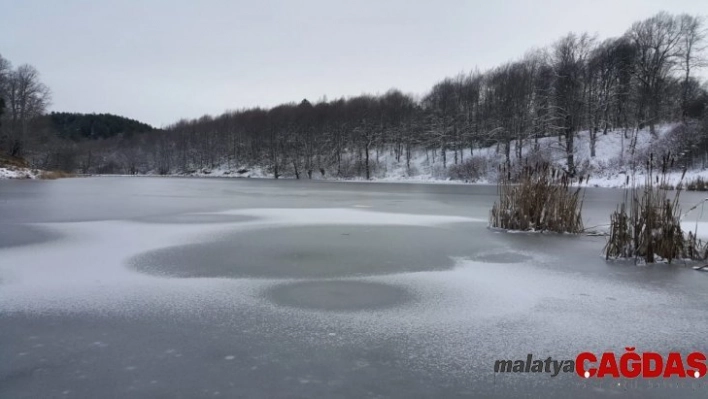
[0,208,482,313]
[2,179,708,398]
[264,280,412,311]
[129,224,486,279]
[2,206,705,351]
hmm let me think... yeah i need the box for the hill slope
[172,123,708,188]
[48,112,155,141]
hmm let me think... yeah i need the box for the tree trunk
[566,129,575,175]
[590,129,597,158]
[406,144,411,171]
[441,142,447,169]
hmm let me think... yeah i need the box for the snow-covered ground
[0,166,37,179]
[179,165,270,179]
[367,123,706,188]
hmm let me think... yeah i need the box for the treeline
[2,12,708,178]
[48,112,154,141]
[118,12,708,178]
[0,55,155,170]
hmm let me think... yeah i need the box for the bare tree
[3,64,51,157]
[423,79,457,168]
[627,12,682,134]
[677,14,707,117]
[0,54,13,149]
[552,33,595,175]
[348,96,381,180]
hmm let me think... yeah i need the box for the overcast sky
[1,0,707,127]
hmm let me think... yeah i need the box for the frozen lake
[1,177,707,398]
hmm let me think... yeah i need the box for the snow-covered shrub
[593,157,626,177]
[632,123,691,172]
[332,154,383,180]
[523,146,555,166]
[504,147,556,182]
[370,159,386,179]
[448,156,488,182]
[96,161,121,175]
[403,163,419,177]
[430,163,448,180]
[331,155,357,178]
[484,157,504,183]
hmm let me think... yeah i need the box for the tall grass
[604,153,708,263]
[38,170,75,180]
[489,162,585,233]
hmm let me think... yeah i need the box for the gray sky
[1,0,707,127]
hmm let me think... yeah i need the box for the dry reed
[604,153,708,263]
[489,162,585,233]
[38,170,75,180]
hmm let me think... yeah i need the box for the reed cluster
[489,162,585,233]
[605,153,708,263]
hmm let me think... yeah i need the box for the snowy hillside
[365,124,685,186]
[135,123,708,189]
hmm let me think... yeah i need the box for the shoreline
[49,172,702,190]
[5,168,708,192]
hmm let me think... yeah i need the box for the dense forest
[48,112,154,141]
[1,12,707,179]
